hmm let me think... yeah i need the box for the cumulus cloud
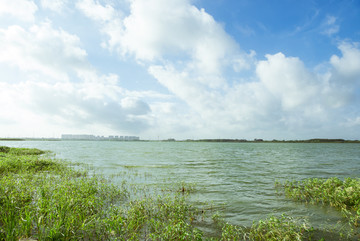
[26,80,151,131]
[2,0,360,139]
[0,72,153,136]
[78,0,238,76]
[121,0,236,64]
[0,18,156,136]
[0,0,38,22]
[256,53,319,110]
[0,22,88,81]
[76,0,117,22]
[149,42,360,138]
[40,0,68,12]
[330,42,360,83]
[75,0,360,138]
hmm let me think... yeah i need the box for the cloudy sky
[1,0,360,140]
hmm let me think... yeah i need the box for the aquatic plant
[212,213,314,241]
[282,178,360,226]
[246,215,314,241]
[278,177,360,239]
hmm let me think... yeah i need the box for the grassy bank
[0,146,356,240]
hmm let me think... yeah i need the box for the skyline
[1,0,360,140]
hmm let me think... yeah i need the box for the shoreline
[1,138,359,143]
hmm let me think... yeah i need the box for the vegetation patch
[278,177,360,239]
[211,213,315,241]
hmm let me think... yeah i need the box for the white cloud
[0,18,156,137]
[76,0,125,56]
[0,73,153,136]
[256,52,319,110]
[123,0,237,75]
[321,15,339,36]
[73,0,357,138]
[0,0,38,22]
[330,42,360,82]
[40,0,68,12]
[0,22,89,81]
[314,42,360,110]
[232,50,257,72]
[76,0,117,22]
[148,41,360,138]
[78,0,238,76]
[149,63,270,137]
[2,0,360,139]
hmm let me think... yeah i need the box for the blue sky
[0,0,360,140]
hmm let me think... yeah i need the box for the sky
[0,0,360,140]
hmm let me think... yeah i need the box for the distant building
[61,134,96,140]
[61,134,140,141]
[124,136,140,141]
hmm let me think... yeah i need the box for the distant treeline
[275,139,360,143]
[183,138,360,143]
[0,138,25,141]
[1,137,359,143]
[186,139,249,142]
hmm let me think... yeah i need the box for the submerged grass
[278,177,360,239]
[282,178,360,225]
[1,145,356,240]
[212,213,315,241]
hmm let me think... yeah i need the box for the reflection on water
[2,140,360,228]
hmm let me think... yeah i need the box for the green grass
[282,177,360,227]
[211,213,315,241]
[278,177,360,239]
[0,146,46,156]
[2,146,358,240]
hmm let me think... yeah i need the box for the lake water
[2,140,360,229]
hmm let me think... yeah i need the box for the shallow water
[2,140,360,228]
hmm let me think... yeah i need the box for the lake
[1,140,360,229]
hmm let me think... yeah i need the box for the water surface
[2,140,359,228]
